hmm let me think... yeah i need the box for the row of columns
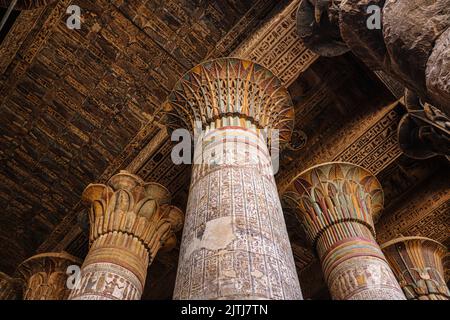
[284,162,449,300]
[0,57,448,300]
[162,57,448,300]
[2,233,447,300]
[0,171,184,300]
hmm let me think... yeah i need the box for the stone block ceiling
[0,0,282,273]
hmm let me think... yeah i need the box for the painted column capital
[70,170,183,300]
[284,161,384,248]
[381,236,450,300]
[166,59,302,300]
[81,170,182,259]
[162,57,294,145]
[16,252,81,300]
[284,162,405,300]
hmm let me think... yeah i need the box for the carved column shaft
[69,171,183,300]
[16,252,81,300]
[69,234,149,300]
[285,162,405,300]
[381,236,450,300]
[165,58,302,300]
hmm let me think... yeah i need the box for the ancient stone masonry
[397,89,450,161]
[0,0,448,301]
[284,162,406,300]
[277,99,405,195]
[381,237,450,300]
[233,0,318,87]
[68,171,183,300]
[376,171,450,246]
[16,252,81,300]
[164,57,303,300]
[0,0,57,10]
[296,0,450,159]
[0,0,283,272]
[0,272,23,300]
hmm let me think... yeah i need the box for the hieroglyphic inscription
[233,0,318,86]
[70,263,142,300]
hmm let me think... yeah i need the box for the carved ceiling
[0,0,285,274]
[0,0,448,299]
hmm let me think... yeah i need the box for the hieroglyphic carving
[233,0,318,86]
[278,100,405,194]
[69,171,183,300]
[0,0,71,103]
[16,252,81,300]
[206,0,278,58]
[126,125,168,174]
[69,262,142,300]
[28,0,291,263]
[166,58,302,300]
[14,1,319,280]
[373,71,404,100]
[381,237,449,300]
[376,171,450,245]
[335,105,403,174]
[328,256,405,300]
[174,123,302,300]
[0,8,44,75]
[36,123,162,254]
[284,162,406,300]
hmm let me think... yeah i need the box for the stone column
[381,236,450,300]
[69,171,183,300]
[16,252,81,300]
[164,58,302,300]
[0,272,23,300]
[284,162,405,300]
